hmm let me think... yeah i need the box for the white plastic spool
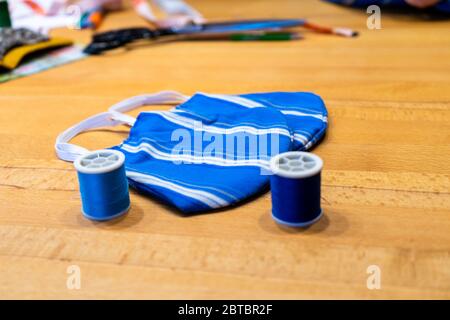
[270,151,323,179]
[74,149,125,174]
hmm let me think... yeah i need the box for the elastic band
[109,90,188,114]
[55,91,189,162]
[133,0,204,24]
[153,0,204,23]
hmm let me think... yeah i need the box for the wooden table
[1,0,449,299]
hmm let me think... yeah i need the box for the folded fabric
[0,37,73,70]
[56,91,328,214]
[0,28,48,59]
[0,45,86,84]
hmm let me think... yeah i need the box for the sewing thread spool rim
[271,210,323,228]
[270,151,323,228]
[270,151,323,179]
[74,149,125,174]
[83,205,130,222]
[74,149,130,221]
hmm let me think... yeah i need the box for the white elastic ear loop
[153,0,204,23]
[55,112,130,162]
[109,90,189,113]
[134,0,204,24]
[55,91,189,162]
[108,90,189,124]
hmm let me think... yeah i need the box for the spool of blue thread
[74,149,130,221]
[270,151,323,227]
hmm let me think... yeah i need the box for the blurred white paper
[9,1,78,33]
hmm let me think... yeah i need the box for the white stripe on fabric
[145,111,291,138]
[121,142,272,170]
[200,93,265,108]
[304,140,315,150]
[127,137,268,161]
[172,110,290,131]
[281,110,328,122]
[126,171,228,208]
[293,133,309,144]
[245,97,326,115]
[143,172,241,202]
[293,129,313,138]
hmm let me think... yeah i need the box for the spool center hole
[80,151,119,169]
[93,158,106,164]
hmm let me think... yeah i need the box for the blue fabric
[325,0,450,13]
[111,92,328,213]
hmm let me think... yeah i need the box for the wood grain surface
[0,0,449,299]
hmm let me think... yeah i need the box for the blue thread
[75,150,130,221]
[270,152,323,227]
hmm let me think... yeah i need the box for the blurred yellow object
[0,37,73,70]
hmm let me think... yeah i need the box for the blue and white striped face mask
[56,91,328,213]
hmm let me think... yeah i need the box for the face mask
[56,90,328,213]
